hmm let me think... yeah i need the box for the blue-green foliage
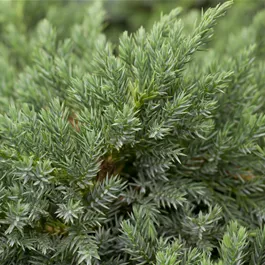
[0,0,265,264]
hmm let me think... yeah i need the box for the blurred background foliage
[1,0,265,43]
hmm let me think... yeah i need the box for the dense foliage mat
[1,0,265,264]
